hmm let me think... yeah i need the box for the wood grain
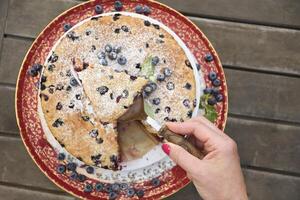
[225,68,300,123]
[0,37,32,84]
[0,136,60,190]
[0,86,18,134]
[5,0,78,38]
[158,0,300,29]
[0,0,9,51]
[0,185,74,200]
[244,169,300,200]
[191,18,300,75]
[226,117,300,174]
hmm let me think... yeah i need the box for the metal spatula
[118,95,203,159]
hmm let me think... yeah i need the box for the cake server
[118,95,203,159]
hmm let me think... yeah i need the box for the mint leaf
[141,56,155,79]
[144,101,155,119]
[204,105,218,122]
[199,94,218,122]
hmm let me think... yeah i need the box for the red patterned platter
[15,0,228,199]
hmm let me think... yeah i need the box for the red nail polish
[162,143,170,155]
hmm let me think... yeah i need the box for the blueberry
[111,183,120,192]
[149,82,157,91]
[163,68,172,77]
[203,87,212,94]
[183,99,190,108]
[144,5,151,15]
[77,174,87,182]
[165,106,171,113]
[52,118,64,127]
[105,44,113,53]
[212,79,221,87]
[136,189,144,198]
[114,28,120,34]
[144,85,153,93]
[70,171,78,180]
[166,82,175,90]
[151,56,159,66]
[108,52,117,60]
[112,46,122,53]
[57,164,66,174]
[151,178,160,187]
[208,71,217,81]
[57,152,65,160]
[117,56,127,65]
[157,73,165,81]
[187,110,193,118]
[196,63,201,70]
[105,184,113,193]
[109,192,118,200]
[135,5,144,14]
[47,64,55,72]
[63,23,72,32]
[28,68,38,77]
[86,166,94,174]
[122,89,129,98]
[97,52,106,59]
[95,182,104,191]
[216,94,224,102]
[184,82,192,90]
[66,162,77,171]
[121,25,129,32]
[96,137,104,144]
[120,183,128,190]
[144,20,151,26]
[208,97,217,105]
[70,77,79,87]
[84,183,93,193]
[95,5,103,14]
[41,75,47,82]
[89,129,98,138]
[99,58,108,66]
[126,188,135,197]
[114,1,123,11]
[211,88,220,96]
[40,84,46,90]
[205,53,214,62]
[97,86,109,95]
[152,98,160,105]
[152,24,160,29]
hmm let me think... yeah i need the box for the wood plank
[0,185,74,200]
[158,0,300,29]
[166,183,200,200]
[5,0,79,38]
[0,0,9,51]
[0,86,18,134]
[225,68,300,123]
[0,136,61,191]
[243,169,300,200]
[226,117,300,174]
[0,37,33,84]
[191,18,300,75]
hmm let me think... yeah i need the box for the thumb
[162,143,201,174]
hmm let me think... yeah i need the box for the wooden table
[0,0,299,199]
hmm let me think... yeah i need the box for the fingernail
[162,143,170,155]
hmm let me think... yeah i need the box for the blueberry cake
[40,13,196,169]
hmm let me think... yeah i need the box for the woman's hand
[162,116,248,200]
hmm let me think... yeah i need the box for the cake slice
[77,66,148,123]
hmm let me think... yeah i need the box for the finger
[162,143,200,174]
[166,121,221,143]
